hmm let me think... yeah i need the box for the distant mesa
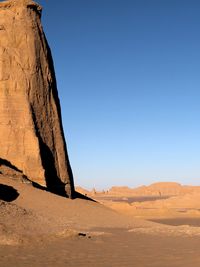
[76,182,200,198]
[108,182,200,197]
[0,0,74,198]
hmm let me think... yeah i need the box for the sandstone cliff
[0,0,74,197]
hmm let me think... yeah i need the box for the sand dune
[1,177,200,267]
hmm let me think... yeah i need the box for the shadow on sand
[31,181,96,202]
[0,184,19,202]
[74,191,96,202]
[0,158,95,202]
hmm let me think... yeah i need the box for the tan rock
[0,0,74,197]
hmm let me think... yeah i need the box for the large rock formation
[0,0,75,197]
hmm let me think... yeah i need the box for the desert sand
[1,178,200,267]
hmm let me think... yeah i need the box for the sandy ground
[1,177,200,267]
[2,231,200,267]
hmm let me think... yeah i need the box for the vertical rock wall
[0,0,75,197]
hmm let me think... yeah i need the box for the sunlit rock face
[0,0,74,198]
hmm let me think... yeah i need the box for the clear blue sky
[38,0,200,189]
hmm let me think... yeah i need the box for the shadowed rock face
[0,0,74,198]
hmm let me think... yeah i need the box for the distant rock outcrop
[0,0,74,197]
[100,182,200,197]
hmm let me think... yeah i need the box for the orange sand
[1,177,200,267]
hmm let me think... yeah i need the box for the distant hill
[76,182,200,197]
